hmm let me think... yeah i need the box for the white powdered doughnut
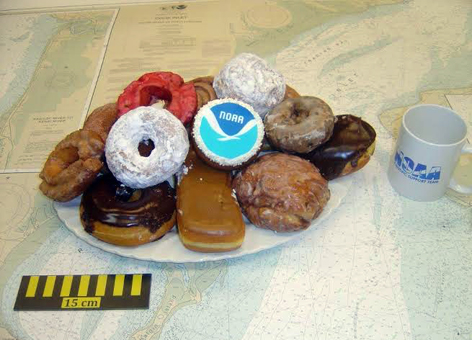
[213,53,286,118]
[105,106,189,188]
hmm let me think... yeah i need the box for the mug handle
[449,143,472,194]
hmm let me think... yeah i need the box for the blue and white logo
[198,102,261,159]
[394,150,441,184]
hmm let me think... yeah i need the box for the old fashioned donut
[83,103,118,142]
[117,71,198,125]
[302,114,377,180]
[39,129,105,202]
[213,53,285,118]
[264,96,336,154]
[105,106,189,189]
[233,153,330,232]
[188,76,217,109]
[80,174,176,246]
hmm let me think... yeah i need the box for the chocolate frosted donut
[264,96,335,154]
[301,114,376,180]
[80,174,176,246]
[213,53,285,118]
[233,153,330,232]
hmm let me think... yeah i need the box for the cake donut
[213,53,286,118]
[191,98,264,170]
[233,153,330,232]
[80,174,176,246]
[177,149,245,252]
[264,96,336,154]
[105,106,189,188]
[117,71,197,125]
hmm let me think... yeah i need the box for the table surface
[1,0,471,339]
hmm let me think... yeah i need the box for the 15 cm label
[61,297,101,309]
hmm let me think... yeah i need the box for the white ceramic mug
[387,104,472,201]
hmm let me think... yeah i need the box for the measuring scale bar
[14,274,151,311]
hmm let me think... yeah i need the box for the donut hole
[138,139,155,157]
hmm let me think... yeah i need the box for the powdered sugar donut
[105,106,189,188]
[213,53,285,118]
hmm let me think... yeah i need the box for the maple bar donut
[233,153,330,232]
[264,96,336,154]
[117,71,198,125]
[83,102,118,142]
[80,174,176,246]
[105,106,189,188]
[191,98,264,170]
[39,129,105,202]
[213,53,285,118]
[177,149,245,252]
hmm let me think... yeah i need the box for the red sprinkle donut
[117,72,197,125]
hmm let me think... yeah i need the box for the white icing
[105,106,189,188]
[213,53,286,118]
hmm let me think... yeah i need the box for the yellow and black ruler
[14,274,151,311]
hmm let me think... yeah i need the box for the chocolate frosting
[81,174,175,233]
[301,115,376,180]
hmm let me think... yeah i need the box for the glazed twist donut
[39,129,105,202]
[83,103,118,142]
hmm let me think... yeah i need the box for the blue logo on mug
[394,150,441,184]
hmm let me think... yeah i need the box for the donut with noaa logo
[191,99,265,170]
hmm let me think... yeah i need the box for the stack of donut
[39,53,376,252]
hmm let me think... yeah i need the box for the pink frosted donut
[105,106,189,188]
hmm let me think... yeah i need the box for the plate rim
[54,179,348,263]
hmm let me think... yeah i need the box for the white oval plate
[55,180,347,263]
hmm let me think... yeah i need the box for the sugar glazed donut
[39,129,105,202]
[80,174,176,246]
[105,106,189,188]
[117,71,197,125]
[264,96,336,154]
[233,153,330,232]
[213,53,286,118]
[82,102,118,142]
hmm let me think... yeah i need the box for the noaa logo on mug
[394,150,441,184]
[198,102,260,159]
